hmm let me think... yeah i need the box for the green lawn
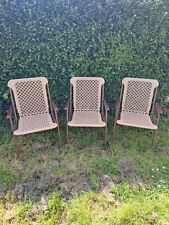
[0,110,169,225]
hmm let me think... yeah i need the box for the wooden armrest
[65,99,70,111]
[103,100,109,111]
[51,99,58,111]
[6,105,13,119]
[154,103,163,116]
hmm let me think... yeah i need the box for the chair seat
[117,112,157,130]
[14,113,57,135]
[68,111,106,127]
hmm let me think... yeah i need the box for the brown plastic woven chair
[6,77,60,142]
[113,77,163,147]
[65,77,109,144]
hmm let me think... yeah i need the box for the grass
[0,109,169,224]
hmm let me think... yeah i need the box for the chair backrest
[121,77,158,114]
[70,77,104,112]
[8,77,49,117]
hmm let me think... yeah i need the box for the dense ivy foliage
[0,0,168,107]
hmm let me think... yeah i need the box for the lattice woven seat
[68,111,106,127]
[69,77,105,127]
[7,77,59,137]
[14,113,57,135]
[117,78,158,129]
[117,112,157,129]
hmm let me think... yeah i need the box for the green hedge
[0,0,168,107]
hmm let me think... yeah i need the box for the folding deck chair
[113,77,163,147]
[65,77,109,144]
[6,77,60,141]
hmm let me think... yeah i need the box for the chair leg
[112,122,117,143]
[13,134,17,158]
[14,135,23,159]
[57,126,61,145]
[152,129,157,148]
[104,126,108,145]
[66,125,69,144]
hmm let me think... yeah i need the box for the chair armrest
[65,99,70,111]
[6,105,13,119]
[154,103,163,116]
[103,100,109,111]
[51,99,58,111]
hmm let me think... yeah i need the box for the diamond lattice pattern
[75,80,100,111]
[123,80,153,114]
[15,80,48,116]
